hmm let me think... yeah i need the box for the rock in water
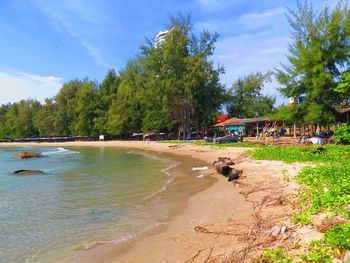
[12,152,44,159]
[13,170,45,175]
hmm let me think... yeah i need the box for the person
[280,127,285,136]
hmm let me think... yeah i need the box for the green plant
[324,224,350,251]
[333,124,350,145]
[262,249,293,262]
[291,211,313,225]
[249,145,350,261]
[282,169,290,182]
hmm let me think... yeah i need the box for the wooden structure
[226,117,269,136]
[336,107,350,124]
[213,117,247,135]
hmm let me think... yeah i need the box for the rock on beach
[13,170,45,175]
[12,152,44,159]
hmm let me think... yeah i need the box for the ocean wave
[80,221,166,250]
[42,147,79,156]
[142,161,181,201]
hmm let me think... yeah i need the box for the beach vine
[248,145,350,262]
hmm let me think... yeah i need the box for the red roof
[213,117,247,127]
[216,114,228,123]
[336,107,350,113]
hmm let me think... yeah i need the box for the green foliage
[269,104,305,124]
[53,80,81,136]
[324,224,350,251]
[261,249,293,262]
[0,14,226,139]
[297,164,350,216]
[73,81,99,136]
[0,99,41,138]
[298,243,333,262]
[276,1,350,125]
[250,145,350,262]
[335,72,350,105]
[291,211,313,225]
[249,145,350,164]
[108,13,226,138]
[226,72,275,118]
[333,123,350,144]
[250,145,350,218]
[33,98,57,136]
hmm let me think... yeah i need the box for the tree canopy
[0,14,227,139]
[276,0,350,125]
[226,72,275,119]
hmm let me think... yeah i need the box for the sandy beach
[1,141,306,262]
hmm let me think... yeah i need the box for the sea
[0,146,214,262]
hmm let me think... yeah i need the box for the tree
[142,14,226,138]
[335,72,350,106]
[0,100,41,138]
[33,98,57,136]
[276,1,350,125]
[107,59,145,136]
[107,13,226,138]
[94,69,121,134]
[53,80,81,136]
[226,72,275,118]
[73,81,99,136]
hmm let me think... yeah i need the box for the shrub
[333,123,350,145]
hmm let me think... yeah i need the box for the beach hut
[226,117,269,136]
[213,117,247,136]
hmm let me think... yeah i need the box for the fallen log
[213,157,242,181]
[213,161,232,176]
[218,157,234,165]
[228,169,243,181]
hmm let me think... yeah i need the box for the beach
[1,141,304,262]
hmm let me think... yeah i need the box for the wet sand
[1,141,302,262]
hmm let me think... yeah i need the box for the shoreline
[1,141,300,262]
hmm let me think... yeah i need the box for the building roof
[213,117,247,127]
[226,117,268,124]
[336,107,350,113]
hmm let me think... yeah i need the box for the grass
[247,145,350,262]
[249,145,350,164]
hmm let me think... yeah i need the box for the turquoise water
[0,146,212,262]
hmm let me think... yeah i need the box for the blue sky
[0,0,338,105]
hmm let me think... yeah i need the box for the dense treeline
[0,15,234,139]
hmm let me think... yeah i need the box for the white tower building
[155,30,169,48]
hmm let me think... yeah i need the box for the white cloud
[243,8,285,19]
[35,0,112,68]
[214,34,290,105]
[194,6,290,105]
[0,71,62,105]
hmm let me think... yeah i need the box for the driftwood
[213,161,232,176]
[213,157,242,181]
[218,157,234,165]
[228,169,242,181]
